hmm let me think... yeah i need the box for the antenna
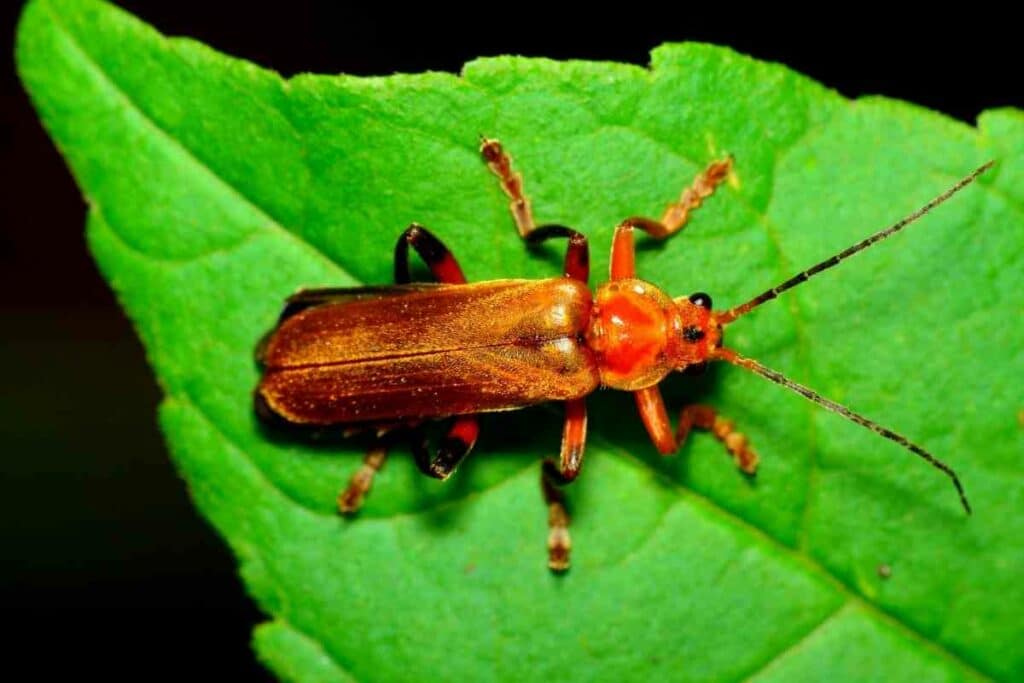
[716,161,994,325]
[714,347,971,514]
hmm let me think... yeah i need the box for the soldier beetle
[256,139,988,571]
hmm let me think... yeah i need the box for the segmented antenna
[714,347,971,514]
[716,161,994,324]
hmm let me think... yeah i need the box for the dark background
[3,2,1018,679]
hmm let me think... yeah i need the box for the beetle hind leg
[393,225,484,482]
[395,224,467,285]
[412,415,481,480]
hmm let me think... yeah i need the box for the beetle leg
[338,443,388,514]
[633,385,676,454]
[633,385,758,474]
[394,224,468,285]
[610,222,638,280]
[608,158,730,280]
[412,415,481,480]
[480,138,591,283]
[677,404,758,475]
[480,137,535,238]
[543,399,587,484]
[541,474,571,573]
[540,398,587,572]
[524,225,590,283]
[392,224,484,481]
[621,156,733,239]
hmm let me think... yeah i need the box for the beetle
[255,138,986,571]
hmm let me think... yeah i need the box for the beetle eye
[688,292,712,309]
[683,325,705,342]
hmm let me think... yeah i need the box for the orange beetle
[256,139,984,570]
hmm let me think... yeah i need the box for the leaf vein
[176,390,336,520]
[738,603,851,683]
[95,203,264,266]
[588,430,993,681]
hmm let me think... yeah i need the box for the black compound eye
[688,292,712,309]
[683,325,705,342]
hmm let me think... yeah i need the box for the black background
[3,3,1019,679]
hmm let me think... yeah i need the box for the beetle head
[671,291,723,372]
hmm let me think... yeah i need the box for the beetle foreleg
[412,415,481,480]
[677,404,758,475]
[634,386,758,474]
[338,443,388,514]
[540,398,587,572]
[621,156,733,240]
[633,385,676,453]
[610,222,639,280]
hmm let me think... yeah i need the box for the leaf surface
[17,1,1024,680]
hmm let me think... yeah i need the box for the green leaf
[17,1,1024,680]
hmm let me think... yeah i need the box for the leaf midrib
[43,4,994,680]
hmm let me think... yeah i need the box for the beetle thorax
[585,279,681,390]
